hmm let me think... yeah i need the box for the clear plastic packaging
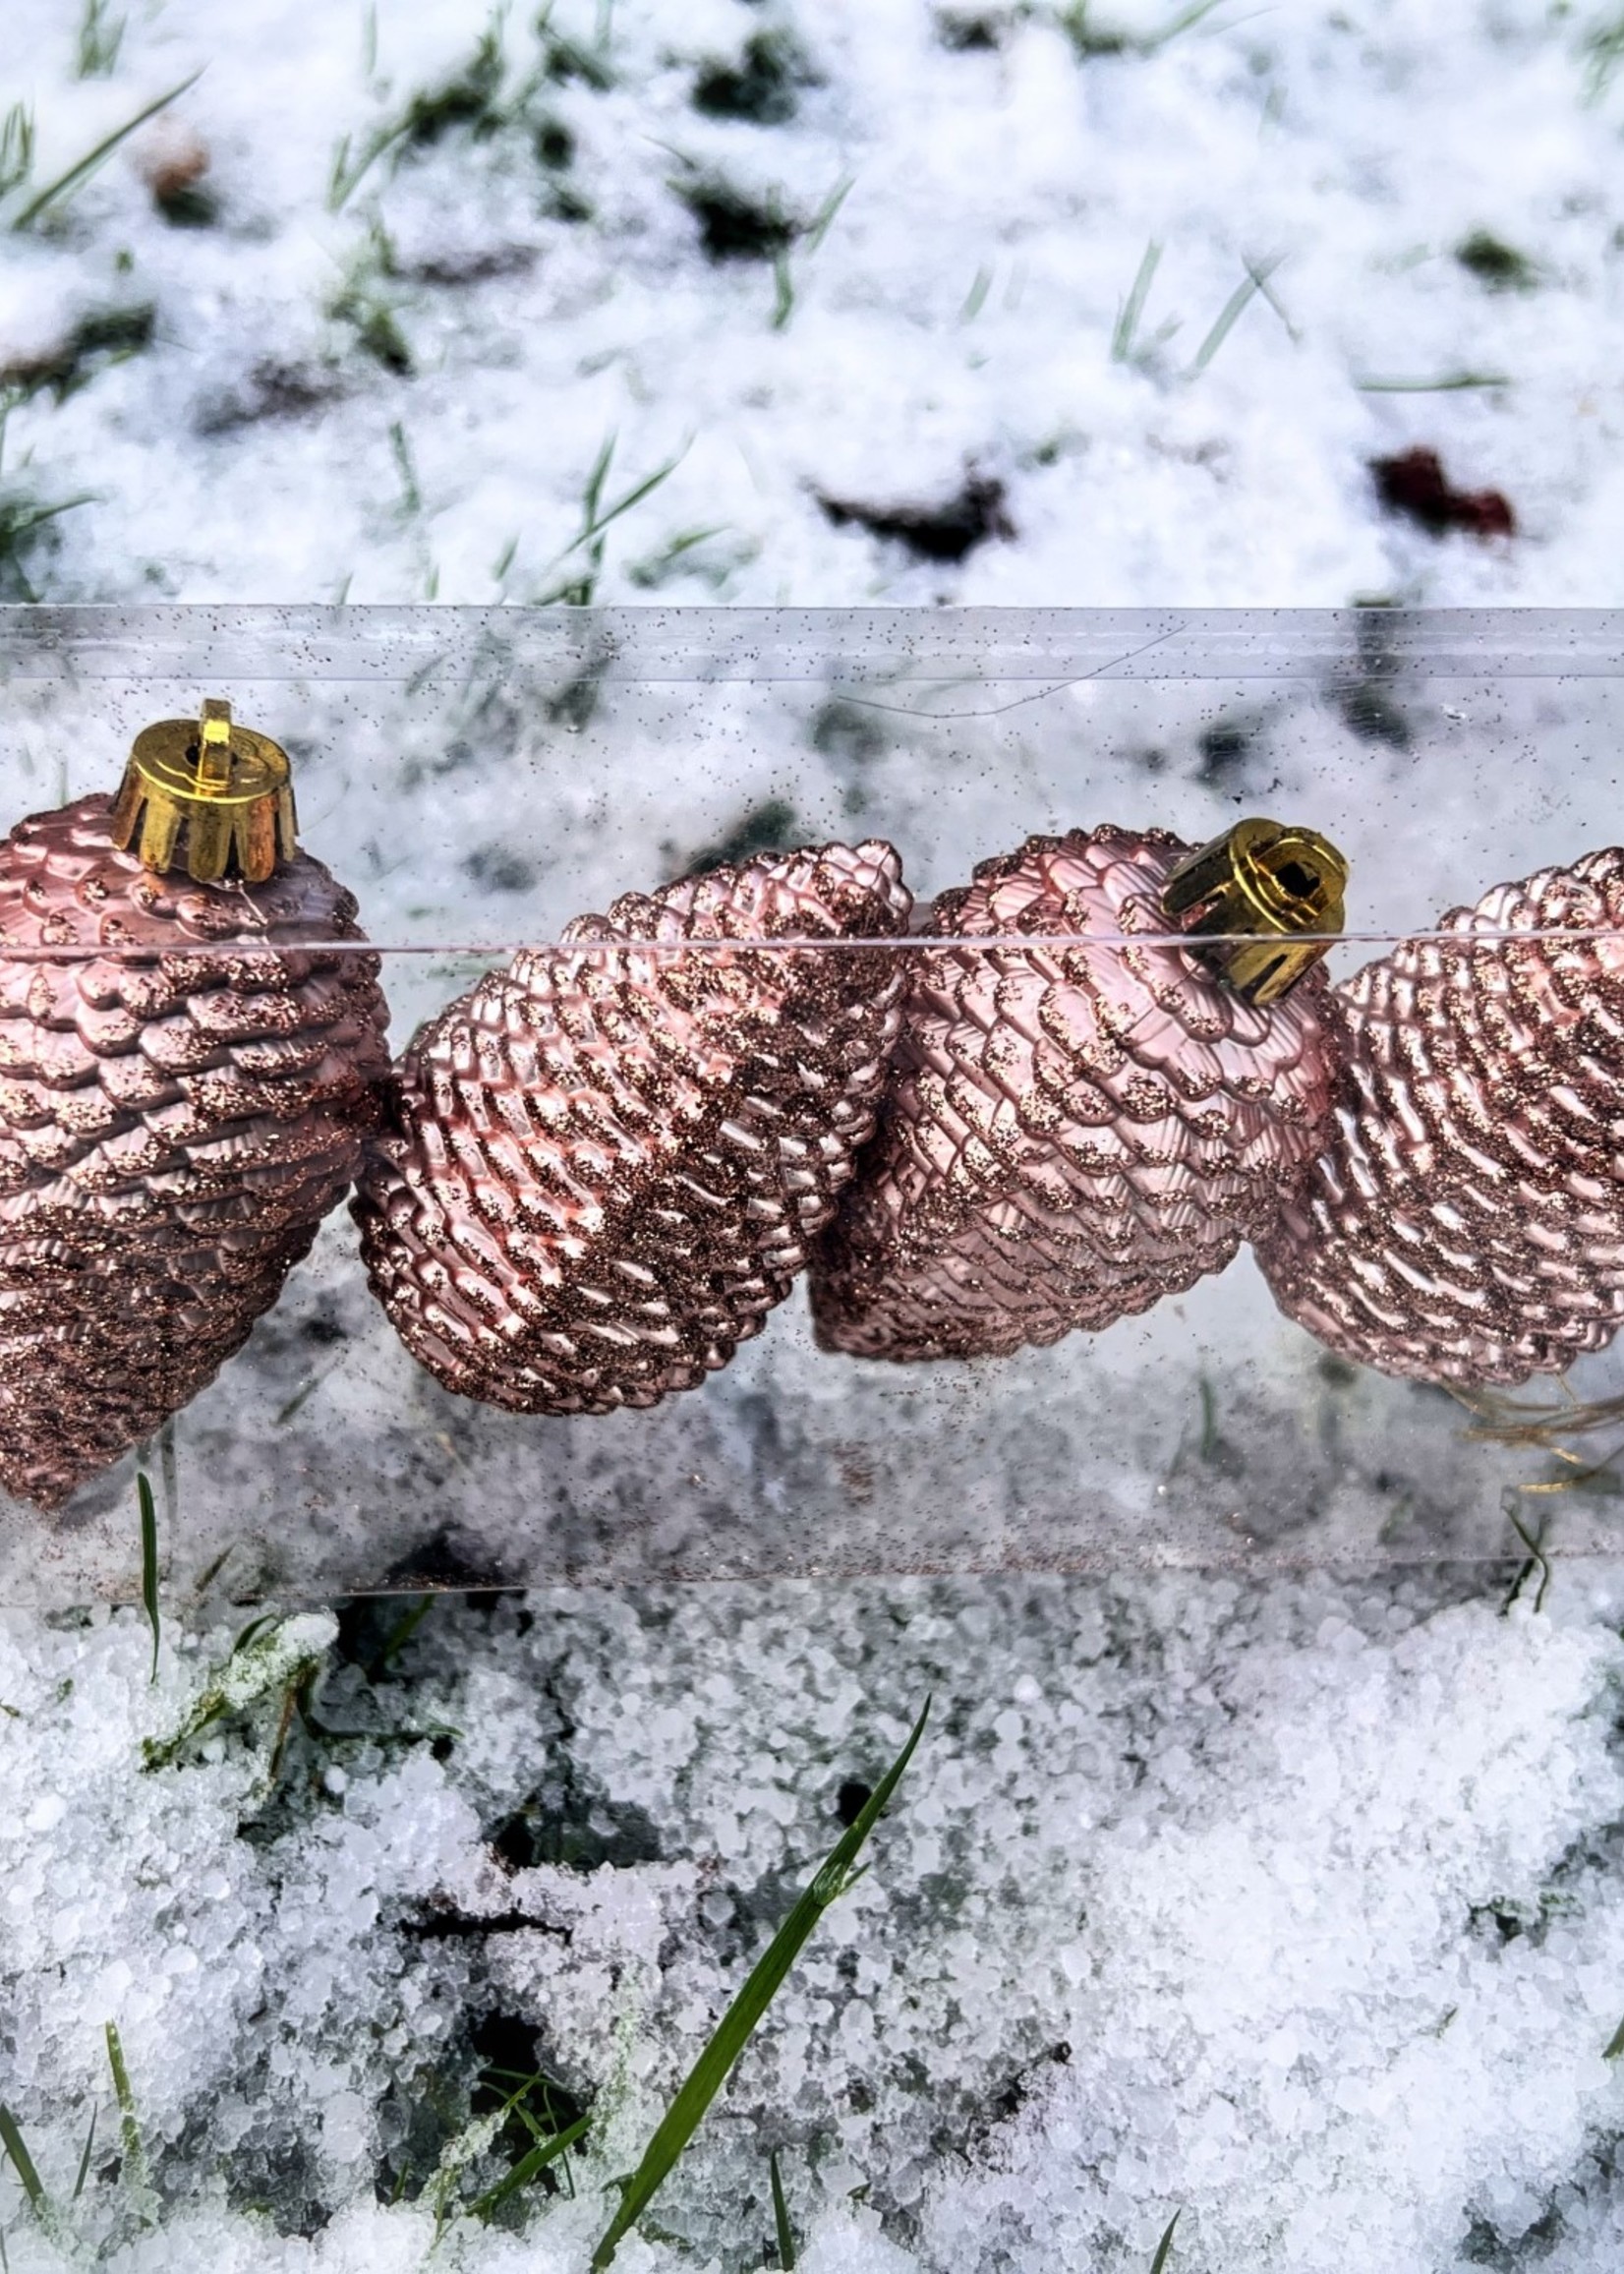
[3,604,1621,1603]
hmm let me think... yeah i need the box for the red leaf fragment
[1369,446,1515,539]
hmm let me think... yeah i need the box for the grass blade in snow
[466,2113,591,2223]
[589,1696,930,2269]
[0,2107,46,2212]
[771,2147,796,2268]
[104,2023,146,2196]
[71,2108,96,2200]
[11,72,204,230]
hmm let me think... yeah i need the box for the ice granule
[7,1570,1624,2267]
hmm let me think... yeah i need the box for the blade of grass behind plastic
[137,1473,158,1691]
[138,1473,159,1683]
[367,1593,436,1679]
[589,1696,930,2270]
[1149,2208,1182,2271]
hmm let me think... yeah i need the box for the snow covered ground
[8,0,1624,2267]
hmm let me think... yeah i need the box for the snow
[5,1582,1624,2267]
[4,0,1624,611]
[8,0,1624,2267]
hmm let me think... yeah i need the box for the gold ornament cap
[1160,816,1348,1005]
[110,698,299,884]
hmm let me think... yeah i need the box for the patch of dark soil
[817,471,1015,562]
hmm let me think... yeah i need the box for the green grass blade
[0,104,34,203]
[589,1696,930,2270]
[1584,17,1624,102]
[72,2106,96,2199]
[1605,2014,1624,2060]
[1500,1493,1552,1616]
[104,2022,146,2196]
[12,70,204,229]
[1188,256,1279,376]
[1355,370,1510,392]
[1112,239,1161,362]
[581,434,616,528]
[273,1365,338,1426]
[389,421,421,516]
[1246,255,1299,341]
[1149,2207,1182,2271]
[0,2107,46,2211]
[367,1593,436,1679]
[804,173,853,255]
[770,2148,795,2268]
[327,117,411,210]
[581,447,687,547]
[138,1473,159,1684]
[0,494,94,539]
[466,2113,591,2222]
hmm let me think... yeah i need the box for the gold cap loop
[1160,817,1348,1005]
[110,699,299,884]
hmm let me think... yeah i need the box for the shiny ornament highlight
[1254,848,1624,1386]
[354,841,913,1414]
[811,825,1340,1363]
[0,705,388,1508]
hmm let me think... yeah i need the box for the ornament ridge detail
[354,840,914,1416]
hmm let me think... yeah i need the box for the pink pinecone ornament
[811,822,1344,1363]
[0,703,389,1509]
[1254,847,1624,1386]
[354,840,912,1414]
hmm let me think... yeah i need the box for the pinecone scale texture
[0,794,389,1509]
[1253,848,1624,1384]
[811,827,1337,1362]
[353,841,913,1413]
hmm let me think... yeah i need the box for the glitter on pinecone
[809,824,1341,1364]
[1253,848,1624,1386]
[353,840,913,1414]
[0,705,389,1510]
